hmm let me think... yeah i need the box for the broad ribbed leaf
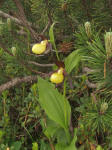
[44,119,61,139]
[38,77,71,129]
[55,129,77,150]
[65,49,82,74]
[12,141,22,150]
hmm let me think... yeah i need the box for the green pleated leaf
[44,118,61,139]
[64,49,82,74]
[40,140,51,150]
[55,129,77,150]
[96,145,104,150]
[38,77,71,129]
[12,141,22,150]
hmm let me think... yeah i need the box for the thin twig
[85,80,97,88]
[13,0,39,41]
[45,0,52,25]
[0,39,48,76]
[82,67,97,88]
[24,52,45,57]
[28,61,54,67]
[19,59,48,76]
[41,21,51,35]
[24,102,32,126]
[83,67,94,74]
[0,10,31,27]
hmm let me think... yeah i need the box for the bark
[0,76,37,94]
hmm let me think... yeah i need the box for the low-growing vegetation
[1,0,112,150]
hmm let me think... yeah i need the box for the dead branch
[0,10,31,27]
[0,39,48,76]
[17,30,27,36]
[0,76,37,94]
[28,61,54,67]
[18,58,48,76]
[0,40,47,75]
[24,52,46,58]
[83,67,97,88]
[86,80,97,88]
[41,21,51,35]
[83,67,94,74]
[45,0,52,25]
[12,0,39,41]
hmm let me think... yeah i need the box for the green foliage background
[1,0,112,150]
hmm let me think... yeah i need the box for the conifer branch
[0,40,13,56]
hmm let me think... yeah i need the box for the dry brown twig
[0,10,41,36]
[0,10,32,27]
[45,0,53,25]
[0,37,49,76]
[28,61,54,67]
[85,80,97,88]
[41,20,51,35]
[82,67,97,88]
[0,42,49,93]
[12,0,39,41]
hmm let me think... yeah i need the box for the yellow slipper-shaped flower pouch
[32,40,47,55]
[50,68,64,84]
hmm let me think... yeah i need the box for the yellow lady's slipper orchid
[50,67,64,84]
[32,40,47,55]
